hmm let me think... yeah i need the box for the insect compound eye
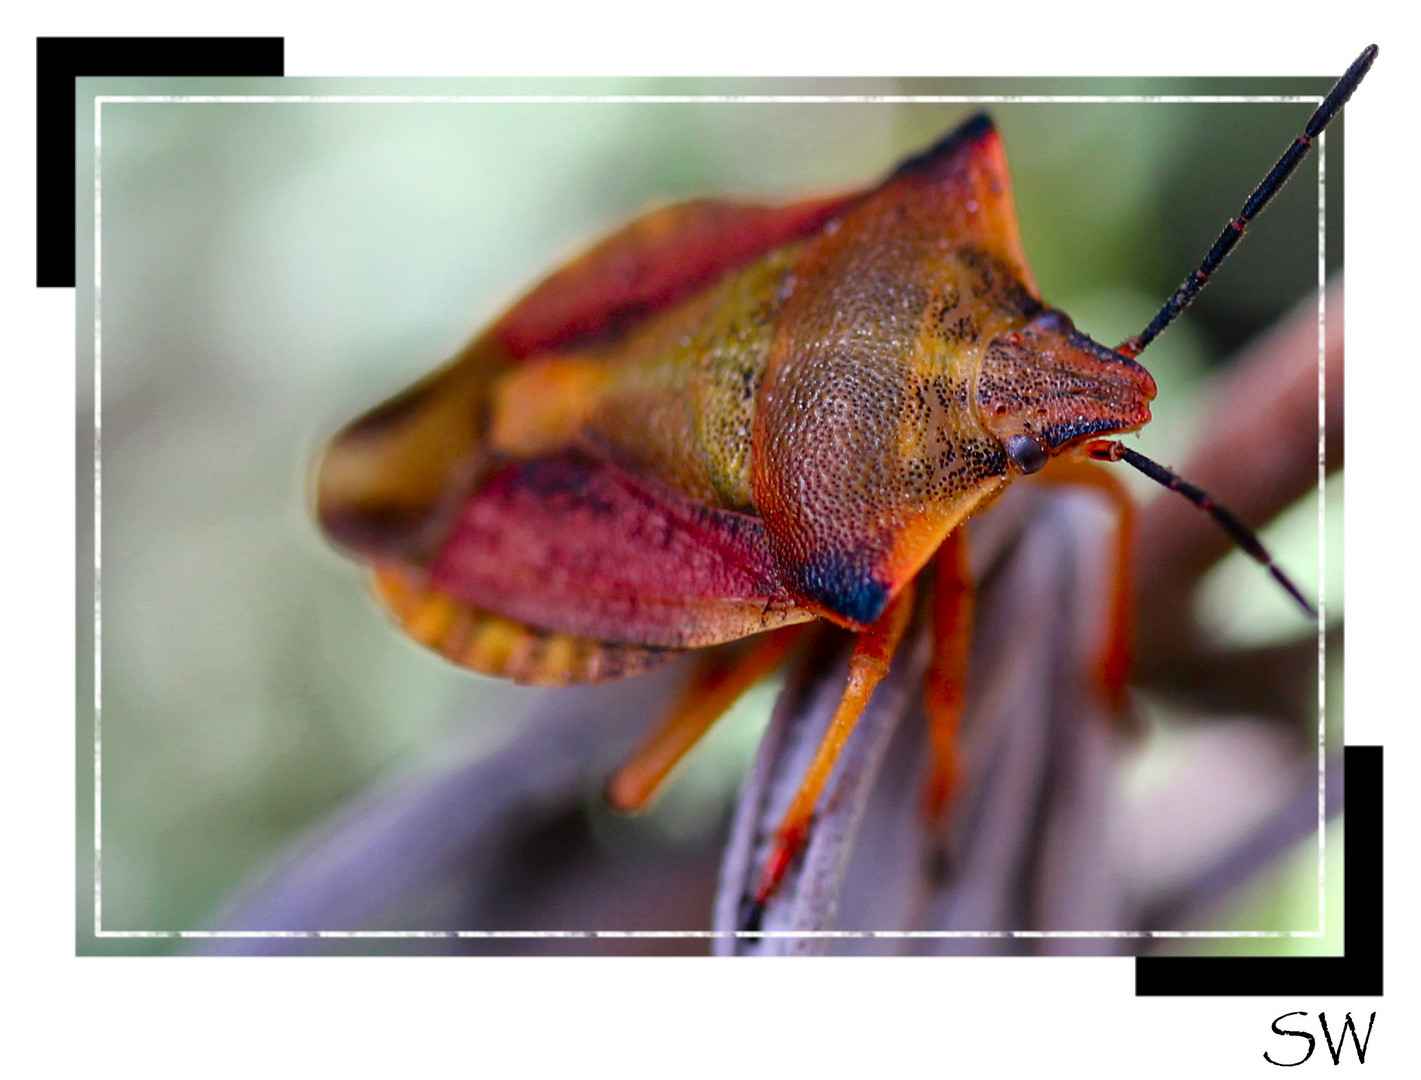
[1030,308,1075,337]
[1005,433,1049,474]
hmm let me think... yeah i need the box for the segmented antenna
[1086,440,1315,617]
[1117,44,1378,360]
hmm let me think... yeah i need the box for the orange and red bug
[314,47,1374,925]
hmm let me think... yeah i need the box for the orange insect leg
[1035,457,1137,710]
[923,529,974,824]
[753,582,917,906]
[605,624,808,814]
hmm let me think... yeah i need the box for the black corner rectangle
[1135,744,1382,996]
[37,36,285,288]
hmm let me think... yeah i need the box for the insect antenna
[1117,43,1378,360]
[1085,439,1316,618]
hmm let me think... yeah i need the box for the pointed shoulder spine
[885,113,998,181]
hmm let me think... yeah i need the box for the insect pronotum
[315,46,1374,927]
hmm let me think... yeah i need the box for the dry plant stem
[1137,751,1343,932]
[716,493,1127,953]
[715,615,934,954]
[1133,279,1342,691]
[751,582,917,908]
[1145,625,1341,723]
[899,495,1125,953]
[201,488,1331,953]
[199,665,694,952]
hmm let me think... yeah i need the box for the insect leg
[923,529,974,824]
[1033,457,1138,711]
[604,624,809,814]
[752,582,917,907]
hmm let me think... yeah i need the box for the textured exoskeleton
[317,115,1155,683]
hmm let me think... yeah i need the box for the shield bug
[314,46,1375,924]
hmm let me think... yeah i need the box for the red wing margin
[425,452,811,649]
[493,196,856,357]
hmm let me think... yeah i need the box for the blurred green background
[75,74,1344,953]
